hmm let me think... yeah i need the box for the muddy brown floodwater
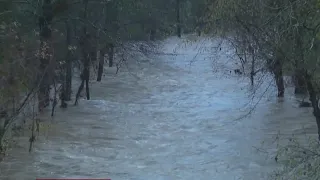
[0,36,318,180]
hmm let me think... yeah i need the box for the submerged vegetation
[0,0,206,155]
[206,0,320,178]
[1,0,320,178]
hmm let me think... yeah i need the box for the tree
[206,0,320,139]
[0,0,205,156]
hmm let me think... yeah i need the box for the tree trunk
[65,20,72,101]
[82,45,90,101]
[274,59,285,97]
[275,72,285,97]
[85,70,90,100]
[38,0,53,112]
[97,50,105,82]
[74,61,90,105]
[269,56,284,97]
[75,0,90,105]
[74,74,85,105]
[176,0,181,38]
[108,43,114,67]
[293,28,307,94]
[293,70,307,94]
[305,72,320,141]
[83,0,90,101]
[250,45,255,86]
[59,83,67,108]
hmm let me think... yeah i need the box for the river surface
[0,36,318,180]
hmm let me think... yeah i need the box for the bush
[272,135,320,179]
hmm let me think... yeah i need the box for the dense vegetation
[0,0,206,155]
[206,0,320,178]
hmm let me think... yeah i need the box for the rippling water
[0,36,318,180]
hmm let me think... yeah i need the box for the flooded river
[0,36,318,180]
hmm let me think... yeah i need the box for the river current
[0,36,317,180]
